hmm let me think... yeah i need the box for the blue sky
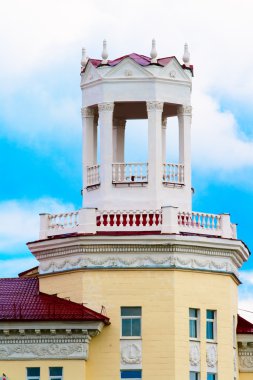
[1,0,253,320]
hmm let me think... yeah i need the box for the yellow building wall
[239,373,253,379]
[0,359,86,380]
[40,268,238,380]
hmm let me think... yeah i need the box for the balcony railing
[163,163,184,184]
[40,208,237,240]
[87,164,100,187]
[178,211,221,235]
[96,209,162,231]
[112,163,148,183]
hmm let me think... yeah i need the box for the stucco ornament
[121,343,141,364]
[239,350,253,370]
[206,345,217,368]
[189,343,200,367]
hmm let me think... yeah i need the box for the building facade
[0,41,252,380]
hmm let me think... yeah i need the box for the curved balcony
[112,163,148,184]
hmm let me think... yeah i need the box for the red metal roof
[237,314,253,334]
[81,53,194,75]
[0,278,109,324]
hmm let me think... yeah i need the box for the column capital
[147,101,164,112]
[113,118,126,128]
[98,102,114,112]
[81,107,95,118]
[177,105,192,117]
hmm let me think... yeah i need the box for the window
[207,373,216,380]
[121,307,141,337]
[206,310,216,340]
[49,367,63,380]
[27,368,40,380]
[190,372,200,380]
[121,370,142,379]
[189,308,199,339]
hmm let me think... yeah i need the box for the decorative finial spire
[150,39,158,64]
[101,39,109,64]
[81,48,88,67]
[182,43,190,67]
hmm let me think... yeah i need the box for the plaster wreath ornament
[121,343,141,364]
[189,343,200,367]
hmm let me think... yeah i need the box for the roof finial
[182,43,190,67]
[101,39,109,64]
[81,48,88,67]
[150,39,158,64]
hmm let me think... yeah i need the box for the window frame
[49,367,63,380]
[120,369,142,379]
[26,367,40,380]
[207,373,217,380]
[121,306,142,338]
[189,308,200,340]
[190,371,200,380]
[206,310,216,341]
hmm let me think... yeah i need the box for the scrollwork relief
[206,344,217,368]
[189,342,200,367]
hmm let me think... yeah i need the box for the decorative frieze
[38,247,239,277]
[239,347,253,372]
[0,334,92,360]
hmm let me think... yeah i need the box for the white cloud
[192,91,253,171]
[0,257,38,278]
[0,198,75,252]
[1,0,253,174]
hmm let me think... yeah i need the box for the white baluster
[119,211,124,227]
[140,165,143,181]
[139,211,143,227]
[132,211,136,226]
[126,212,130,227]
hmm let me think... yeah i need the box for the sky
[1,0,253,320]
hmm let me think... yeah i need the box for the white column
[147,101,164,199]
[113,118,126,163]
[178,105,192,187]
[98,102,114,198]
[93,115,98,165]
[162,117,167,164]
[81,107,95,189]
[117,119,126,162]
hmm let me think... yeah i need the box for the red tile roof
[81,53,194,75]
[0,278,109,324]
[237,314,253,334]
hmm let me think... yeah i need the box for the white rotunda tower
[81,40,193,212]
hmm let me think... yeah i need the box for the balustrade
[163,163,184,184]
[178,211,221,233]
[87,164,100,187]
[40,208,235,239]
[48,211,79,234]
[96,209,162,231]
[112,163,148,183]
